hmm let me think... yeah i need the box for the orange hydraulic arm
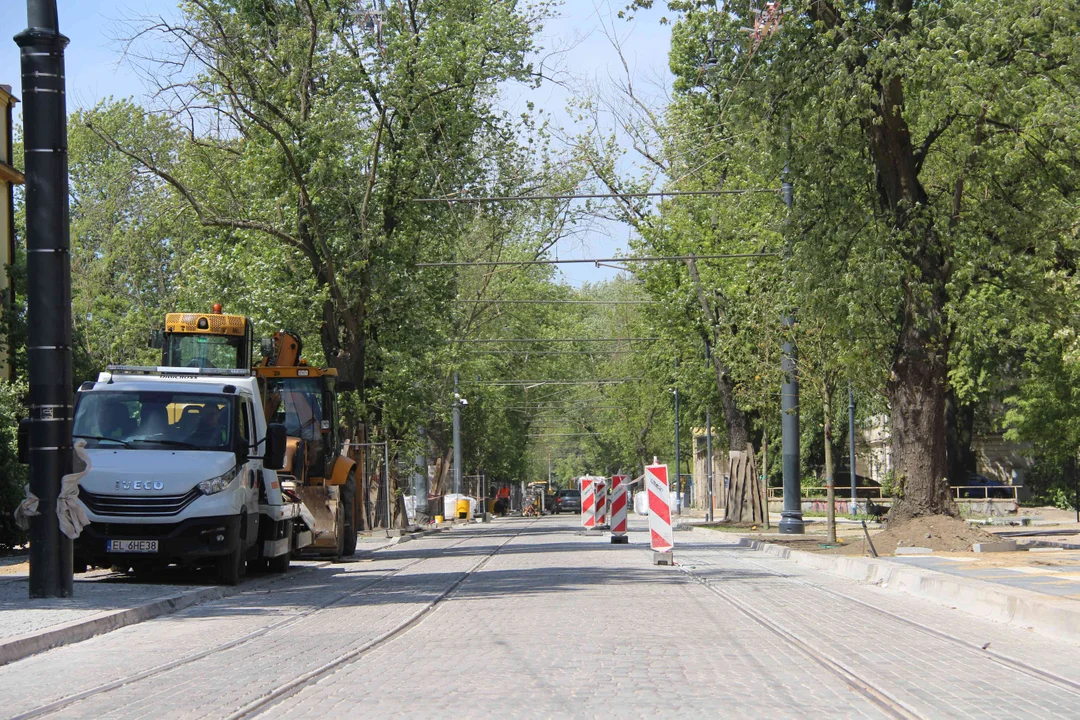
[260,330,303,368]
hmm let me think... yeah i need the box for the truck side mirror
[264,423,287,470]
[148,329,163,349]
[260,338,274,358]
[17,417,29,464]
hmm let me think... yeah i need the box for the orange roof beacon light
[212,303,223,314]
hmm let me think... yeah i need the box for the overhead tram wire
[453,299,656,305]
[527,433,601,438]
[450,337,659,343]
[466,350,634,356]
[471,378,643,387]
[418,253,777,268]
[413,188,780,203]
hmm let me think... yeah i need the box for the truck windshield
[164,334,244,370]
[73,391,235,451]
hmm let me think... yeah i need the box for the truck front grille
[78,486,202,517]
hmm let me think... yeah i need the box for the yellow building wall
[0,84,23,382]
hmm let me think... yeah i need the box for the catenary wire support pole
[17,0,74,598]
[779,165,804,535]
[706,407,714,523]
[452,373,463,495]
[849,383,858,519]
[383,440,391,533]
[673,357,681,516]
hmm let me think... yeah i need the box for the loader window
[262,378,326,473]
[262,378,323,441]
[164,333,245,370]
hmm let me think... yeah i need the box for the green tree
[644,0,1080,521]
[93,0,554,429]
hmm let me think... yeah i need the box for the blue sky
[1,1,673,286]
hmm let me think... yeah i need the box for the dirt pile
[867,515,998,554]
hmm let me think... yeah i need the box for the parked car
[959,473,1013,499]
[553,488,581,514]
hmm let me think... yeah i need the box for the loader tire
[342,472,358,557]
[333,491,346,559]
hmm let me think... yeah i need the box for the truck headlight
[199,466,239,495]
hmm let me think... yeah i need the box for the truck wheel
[269,519,292,573]
[342,472,358,557]
[217,544,242,585]
[216,522,244,586]
[269,549,290,573]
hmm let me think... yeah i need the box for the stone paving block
[973,540,1019,553]
[1,517,1079,719]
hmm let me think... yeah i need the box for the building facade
[0,85,23,381]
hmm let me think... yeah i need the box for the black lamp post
[15,0,75,598]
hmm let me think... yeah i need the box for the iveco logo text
[115,480,165,491]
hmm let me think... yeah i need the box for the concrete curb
[692,527,1080,644]
[0,560,332,668]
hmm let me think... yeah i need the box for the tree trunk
[685,257,752,450]
[724,444,763,524]
[823,383,836,543]
[761,428,771,529]
[860,71,954,523]
[887,297,956,521]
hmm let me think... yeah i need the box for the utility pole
[383,441,391,531]
[673,356,681,515]
[16,0,75,598]
[452,372,462,495]
[705,407,714,523]
[779,166,804,534]
[849,384,858,519]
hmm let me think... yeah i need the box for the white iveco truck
[70,365,314,584]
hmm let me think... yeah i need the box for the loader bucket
[295,485,342,554]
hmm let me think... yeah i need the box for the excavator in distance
[154,306,359,558]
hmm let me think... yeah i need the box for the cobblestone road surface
[3,516,1079,719]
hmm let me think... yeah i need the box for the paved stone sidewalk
[0,535,399,644]
[888,552,1080,599]
[0,571,201,641]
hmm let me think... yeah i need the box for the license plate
[106,539,158,553]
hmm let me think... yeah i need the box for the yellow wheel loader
[153,307,359,558]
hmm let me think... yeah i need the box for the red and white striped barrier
[580,476,596,529]
[645,462,674,564]
[609,474,628,544]
[594,480,607,527]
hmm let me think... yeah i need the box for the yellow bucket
[434,515,444,523]
[456,498,470,519]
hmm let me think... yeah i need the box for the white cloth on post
[57,440,91,539]
[14,483,39,530]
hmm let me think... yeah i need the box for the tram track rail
[228,522,529,718]
[676,561,921,719]
[676,544,1080,717]
[716,550,1080,697]
[11,532,493,720]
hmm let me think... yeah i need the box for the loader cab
[153,306,254,372]
[255,365,339,482]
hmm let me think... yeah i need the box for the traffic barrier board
[610,474,628,543]
[580,476,596,528]
[645,463,673,556]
